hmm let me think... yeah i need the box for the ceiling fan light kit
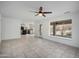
[39,13,43,16]
[33,6,52,17]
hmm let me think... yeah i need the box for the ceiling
[0,1,79,21]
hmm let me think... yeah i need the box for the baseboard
[2,38,21,41]
[40,37,79,49]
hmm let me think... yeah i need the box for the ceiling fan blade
[35,13,39,16]
[43,12,52,14]
[29,11,39,13]
[42,14,46,17]
[35,12,39,13]
[39,6,43,11]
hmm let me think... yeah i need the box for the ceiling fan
[34,6,52,17]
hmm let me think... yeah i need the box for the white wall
[23,21,34,29]
[35,12,79,48]
[34,20,44,37]
[2,16,21,40]
[0,14,1,42]
[0,14,1,52]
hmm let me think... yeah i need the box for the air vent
[64,11,70,14]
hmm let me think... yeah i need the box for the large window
[50,19,72,38]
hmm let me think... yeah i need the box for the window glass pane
[55,24,63,36]
[63,24,72,38]
[50,25,53,35]
[50,19,72,38]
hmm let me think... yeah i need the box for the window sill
[49,35,72,40]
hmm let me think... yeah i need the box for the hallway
[0,35,79,58]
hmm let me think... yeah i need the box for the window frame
[50,19,72,38]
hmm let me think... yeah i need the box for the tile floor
[0,35,79,58]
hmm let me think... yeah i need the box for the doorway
[39,24,42,36]
[21,24,34,35]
